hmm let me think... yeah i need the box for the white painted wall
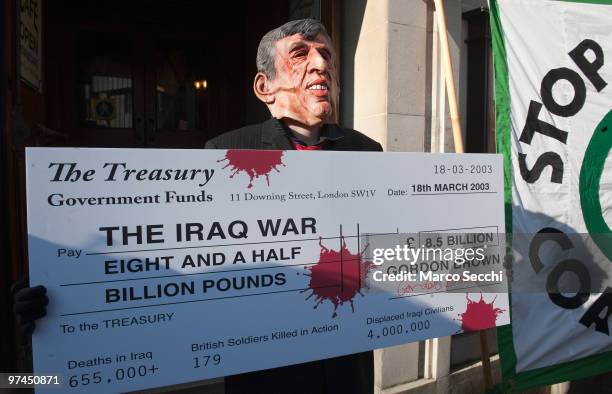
[341,1,497,392]
[342,0,429,153]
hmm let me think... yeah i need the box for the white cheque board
[26,148,509,393]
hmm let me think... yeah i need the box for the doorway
[44,0,294,148]
[4,0,343,374]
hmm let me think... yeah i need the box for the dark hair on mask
[256,19,330,80]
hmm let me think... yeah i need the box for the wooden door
[52,28,247,149]
[62,30,146,147]
[144,31,246,148]
[44,0,304,149]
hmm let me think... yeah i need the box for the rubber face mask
[263,33,339,126]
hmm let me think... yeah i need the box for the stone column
[341,0,429,391]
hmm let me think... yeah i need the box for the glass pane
[77,32,133,129]
[155,39,206,132]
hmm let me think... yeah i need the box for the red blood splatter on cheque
[458,294,505,331]
[219,150,285,188]
[302,238,375,318]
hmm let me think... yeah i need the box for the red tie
[292,141,325,150]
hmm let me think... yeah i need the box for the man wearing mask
[15,18,382,394]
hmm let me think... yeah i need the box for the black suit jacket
[205,117,383,152]
[205,118,381,394]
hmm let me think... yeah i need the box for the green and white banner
[490,0,612,390]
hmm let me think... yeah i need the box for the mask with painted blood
[254,33,339,126]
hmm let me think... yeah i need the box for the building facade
[1,0,501,392]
